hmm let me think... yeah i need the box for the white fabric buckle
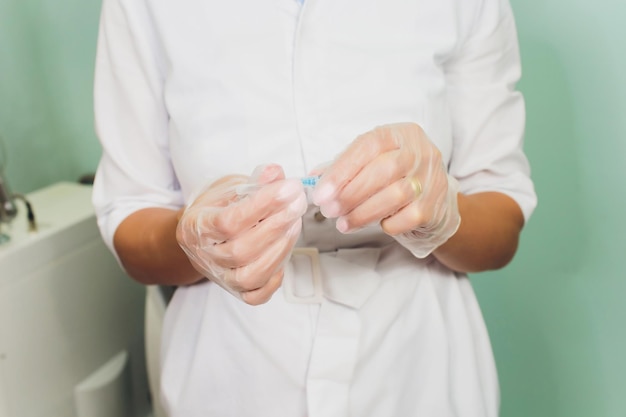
[284,247,324,304]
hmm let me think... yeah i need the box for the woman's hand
[177,164,307,304]
[312,122,460,258]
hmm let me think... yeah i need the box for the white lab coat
[92,0,537,416]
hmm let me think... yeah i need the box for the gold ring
[409,177,422,199]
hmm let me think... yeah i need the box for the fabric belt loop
[284,247,324,304]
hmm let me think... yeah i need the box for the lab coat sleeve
[445,0,537,222]
[92,0,183,257]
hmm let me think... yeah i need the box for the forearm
[113,207,204,286]
[433,192,525,273]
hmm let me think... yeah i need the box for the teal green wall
[0,0,101,193]
[1,0,624,416]
[472,1,626,416]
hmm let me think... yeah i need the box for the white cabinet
[0,183,150,417]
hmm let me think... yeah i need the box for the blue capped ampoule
[300,175,321,188]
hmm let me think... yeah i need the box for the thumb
[250,163,286,185]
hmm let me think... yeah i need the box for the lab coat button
[314,211,326,222]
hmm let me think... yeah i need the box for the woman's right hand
[176,164,307,305]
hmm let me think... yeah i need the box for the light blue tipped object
[235,175,321,196]
[300,175,321,188]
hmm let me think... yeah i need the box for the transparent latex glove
[312,122,460,258]
[177,164,307,305]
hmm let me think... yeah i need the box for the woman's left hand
[312,122,461,257]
